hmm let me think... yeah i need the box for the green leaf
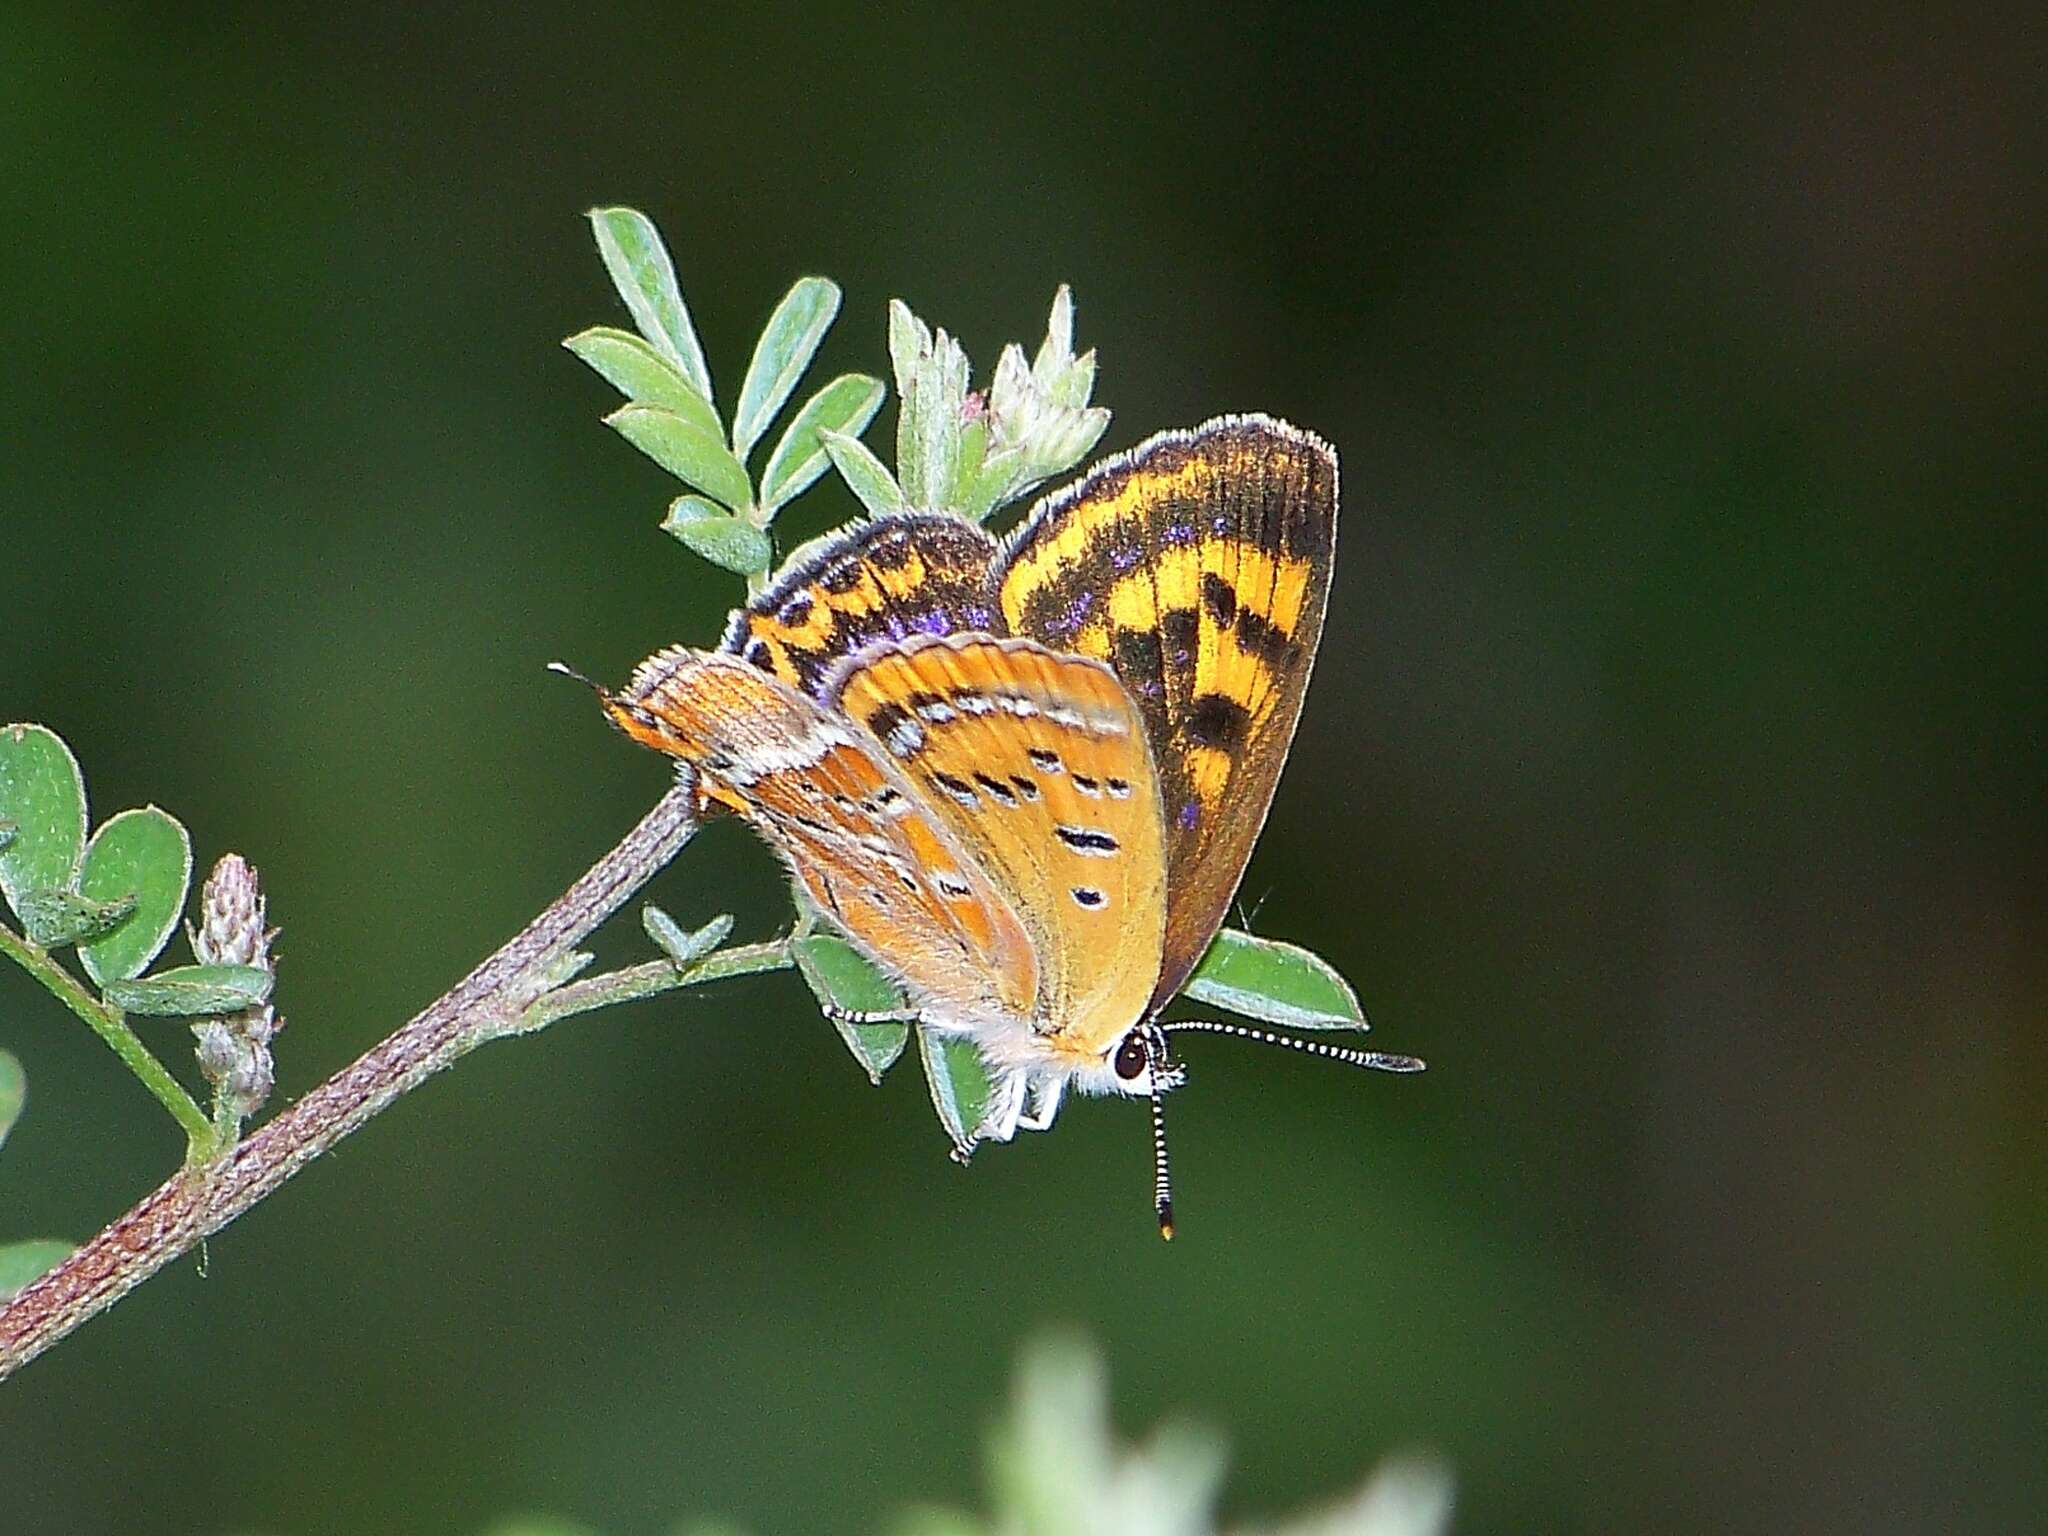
[103,963,272,1017]
[77,806,192,985]
[15,885,137,948]
[0,724,88,920]
[733,276,841,461]
[642,904,734,969]
[607,405,753,510]
[819,429,908,519]
[918,1027,993,1155]
[757,373,885,515]
[0,1239,74,1299]
[1180,928,1367,1031]
[886,297,929,400]
[587,206,713,403]
[563,326,723,436]
[888,301,972,509]
[0,1049,24,1153]
[660,497,773,577]
[483,1521,602,1536]
[793,933,909,1084]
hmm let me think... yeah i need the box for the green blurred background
[3,3,2040,1532]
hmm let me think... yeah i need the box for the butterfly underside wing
[995,415,1338,1008]
[602,647,1039,1025]
[832,634,1168,1060]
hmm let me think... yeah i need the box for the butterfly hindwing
[602,646,1039,1024]
[994,415,1337,1009]
[722,513,1001,697]
[831,634,1168,1061]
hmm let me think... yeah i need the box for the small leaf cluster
[824,289,1110,524]
[0,724,277,1155]
[0,727,270,1021]
[567,207,885,582]
[478,1336,1452,1536]
[570,209,1113,599]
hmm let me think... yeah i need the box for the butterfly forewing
[995,415,1337,1008]
[832,635,1168,1059]
[602,647,1039,1023]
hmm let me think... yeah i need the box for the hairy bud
[188,854,281,1124]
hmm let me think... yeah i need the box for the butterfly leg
[1015,1073,1066,1133]
[978,1068,1031,1144]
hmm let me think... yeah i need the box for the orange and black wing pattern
[721,513,1000,696]
[993,415,1337,1008]
[831,633,1168,1058]
[601,645,1039,1025]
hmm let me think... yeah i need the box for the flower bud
[188,854,280,1123]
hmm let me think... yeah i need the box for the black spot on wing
[1200,570,1298,665]
[1234,603,1299,665]
[1185,692,1250,749]
[930,770,979,805]
[865,701,910,746]
[1055,825,1120,854]
[973,772,1019,806]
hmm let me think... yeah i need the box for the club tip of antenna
[547,660,600,691]
[1157,1203,1175,1241]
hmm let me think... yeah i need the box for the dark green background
[3,4,2040,1532]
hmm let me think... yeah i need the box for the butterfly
[587,414,1421,1234]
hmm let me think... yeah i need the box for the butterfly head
[1104,1021,1183,1242]
[1090,1021,1184,1100]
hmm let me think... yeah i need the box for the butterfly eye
[1113,1033,1149,1082]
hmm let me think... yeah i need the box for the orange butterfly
[591,416,1421,1234]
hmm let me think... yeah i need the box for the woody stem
[0,782,703,1382]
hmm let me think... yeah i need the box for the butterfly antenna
[1145,1025,1176,1241]
[1162,1019,1425,1074]
[546,659,605,692]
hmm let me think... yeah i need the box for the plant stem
[0,783,704,1381]
[508,940,793,1036]
[0,924,216,1159]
